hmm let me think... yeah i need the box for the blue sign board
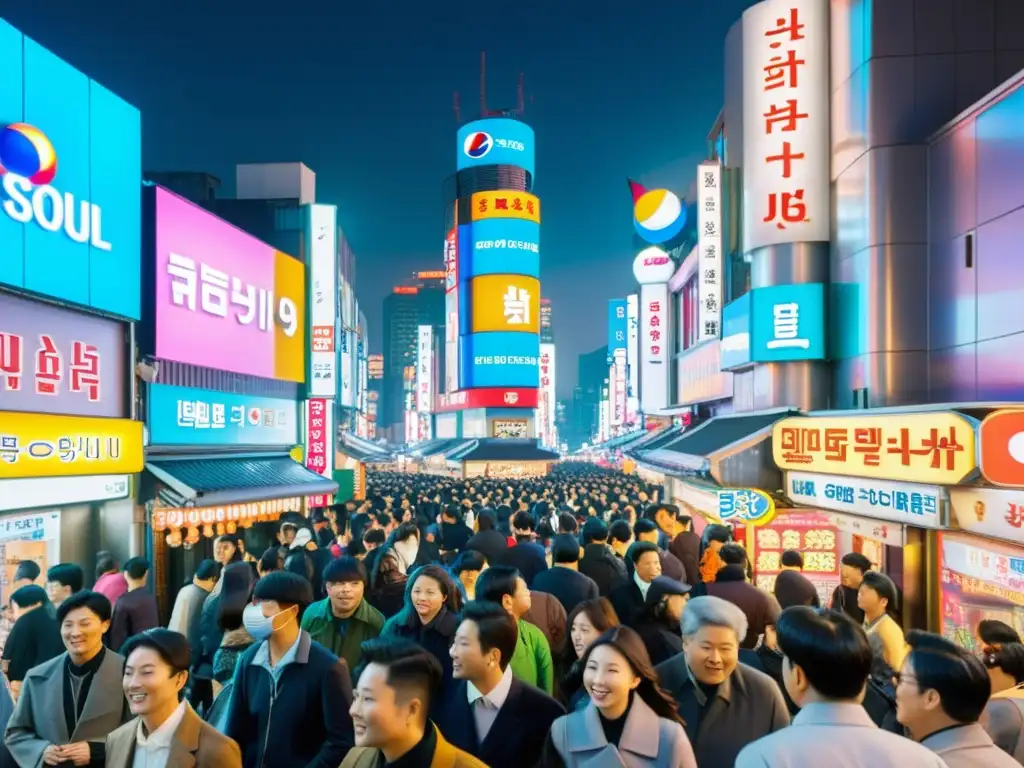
[148,384,299,447]
[721,292,752,370]
[717,488,776,526]
[0,21,142,320]
[608,299,628,354]
[458,332,540,389]
[456,118,535,177]
[750,283,826,363]
[460,219,540,280]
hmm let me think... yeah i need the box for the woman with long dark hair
[541,626,697,767]
[560,598,620,710]
[379,564,462,687]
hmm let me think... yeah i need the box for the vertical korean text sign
[608,299,628,354]
[307,204,338,397]
[742,0,830,249]
[305,398,334,507]
[417,326,434,414]
[153,187,306,382]
[0,22,142,320]
[697,163,722,342]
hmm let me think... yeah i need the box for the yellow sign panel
[773,413,977,485]
[0,412,144,479]
[470,191,541,224]
[470,274,541,334]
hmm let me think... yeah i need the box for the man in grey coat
[5,591,130,768]
[735,607,948,768]
[656,596,790,768]
[897,630,1018,768]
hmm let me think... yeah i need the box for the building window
[679,276,699,350]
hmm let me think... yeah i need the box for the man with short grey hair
[656,596,790,768]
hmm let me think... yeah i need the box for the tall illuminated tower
[436,116,541,439]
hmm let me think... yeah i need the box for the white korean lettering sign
[612,349,627,426]
[697,162,722,341]
[307,204,338,397]
[503,286,531,325]
[742,0,830,249]
[626,294,640,422]
[786,471,943,529]
[639,283,669,415]
[417,326,434,413]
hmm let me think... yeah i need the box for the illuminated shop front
[773,410,979,630]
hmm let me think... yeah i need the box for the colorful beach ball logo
[0,123,57,185]
[463,131,492,160]
[633,188,685,244]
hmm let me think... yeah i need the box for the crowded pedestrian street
[0,464,1020,766]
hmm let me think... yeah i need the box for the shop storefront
[772,410,979,630]
[0,29,144,589]
[140,187,337,615]
[942,485,1024,649]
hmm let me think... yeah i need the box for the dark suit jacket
[705,570,782,649]
[106,702,242,768]
[670,531,701,587]
[436,676,565,768]
[531,567,600,616]
[578,544,627,597]
[659,549,686,583]
[608,579,645,627]
[655,656,790,768]
[108,588,160,653]
[498,541,549,587]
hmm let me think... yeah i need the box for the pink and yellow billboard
[154,188,306,382]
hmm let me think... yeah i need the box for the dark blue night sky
[4,0,751,396]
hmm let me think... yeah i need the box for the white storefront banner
[416,325,433,414]
[786,471,943,529]
[611,349,627,427]
[307,204,338,396]
[626,293,640,423]
[742,0,830,249]
[949,487,1024,546]
[639,282,669,415]
[0,476,129,513]
[697,162,722,341]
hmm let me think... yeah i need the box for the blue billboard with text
[750,283,826,362]
[0,21,142,320]
[608,299,627,354]
[457,118,535,177]
[459,219,540,280]
[458,332,540,389]
[147,384,300,446]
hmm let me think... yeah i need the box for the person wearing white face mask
[224,572,354,768]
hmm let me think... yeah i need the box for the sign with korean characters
[154,188,306,382]
[539,343,556,441]
[786,471,943,528]
[751,283,826,362]
[639,283,669,415]
[949,487,1024,546]
[307,204,338,397]
[773,413,977,485]
[608,299,628,354]
[469,274,541,334]
[742,0,830,249]
[627,294,640,422]
[0,292,126,418]
[417,326,434,413]
[697,162,722,341]
[147,384,299,446]
[305,398,334,507]
[717,488,776,526]
[979,409,1024,488]
[0,412,143,479]
[470,191,541,225]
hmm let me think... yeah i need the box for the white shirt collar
[634,570,652,600]
[135,701,187,749]
[466,665,514,709]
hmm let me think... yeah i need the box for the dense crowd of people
[0,464,1022,766]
